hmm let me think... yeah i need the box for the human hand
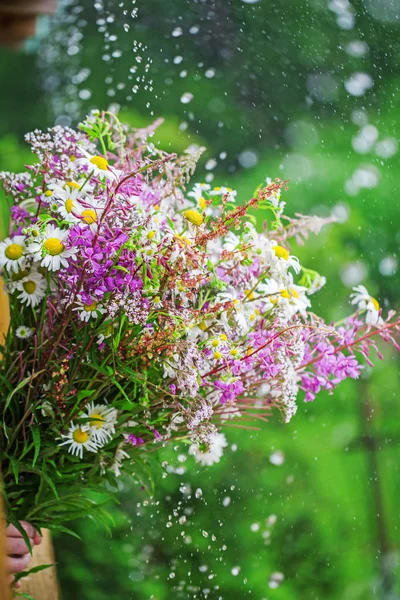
[6,521,42,587]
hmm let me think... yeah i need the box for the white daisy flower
[76,149,121,182]
[0,236,28,273]
[270,243,301,276]
[152,295,163,309]
[29,224,77,272]
[110,442,130,477]
[82,402,117,445]
[59,423,99,459]
[15,325,33,339]
[53,186,82,223]
[76,198,106,232]
[73,296,106,322]
[189,432,228,467]
[350,285,383,325]
[209,186,237,202]
[187,182,211,210]
[16,270,47,307]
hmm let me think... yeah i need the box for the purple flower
[126,434,144,446]
[214,378,244,404]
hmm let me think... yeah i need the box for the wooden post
[19,530,61,599]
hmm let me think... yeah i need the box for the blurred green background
[1,0,399,598]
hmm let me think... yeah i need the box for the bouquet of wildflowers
[0,111,399,536]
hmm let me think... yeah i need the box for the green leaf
[45,524,82,539]
[77,389,96,402]
[3,370,44,414]
[5,515,32,554]
[31,427,41,466]
[15,593,36,600]
[14,563,55,584]
[8,455,19,483]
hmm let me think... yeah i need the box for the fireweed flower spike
[1,110,400,533]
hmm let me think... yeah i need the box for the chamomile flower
[0,236,28,273]
[53,186,82,223]
[188,183,211,210]
[77,149,121,182]
[73,296,106,322]
[15,325,33,339]
[82,402,117,445]
[77,198,105,232]
[59,423,99,459]
[29,224,77,271]
[189,432,228,467]
[271,243,301,276]
[350,285,383,325]
[209,186,237,202]
[16,270,47,307]
[153,295,163,309]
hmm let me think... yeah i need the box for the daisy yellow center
[370,296,380,311]
[183,209,203,226]
[214,351,222,360]
[274,245,289,260]
[198,321,208,331]
[230,348,239,357]
[271,296,278,305]
[5,243,24,260]
[66,181,80,189]
[245,289,255,300]
[220,334,227,342]
[73,428,89,444]
[199,197,207,210]
[44,190,53,197]
[23,281,37,294]
[154,295,161,304]
[290,288,299,299]
[280,290,290,299]
[147,230,156,240]
[84,301,98,312]
[90,156,109,171]
[44,238,64,256]
[82,209,97,225]
[89,413,105,429]
[211,339,220,347]
[65,199,74,214]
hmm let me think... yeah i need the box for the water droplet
[180,92,194,104]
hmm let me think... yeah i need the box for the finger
[6,521,36,539]
[6,537,33,555]
[33,530,42,545]
[7,554,31,574]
